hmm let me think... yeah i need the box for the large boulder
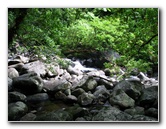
[71,88,85,97]
[92,106,132,121]
[8,68,19,79]
[8,101,28,121]
[124,106,145,116]
[113,80,145,100]
[78,92,95,106]
[145,108,158,118]
[8,91,26,103]
[82,79,98,92]
[138,86,158,109]
[21,60,47,77]
[109,89,135,109]
[13,72,44,95]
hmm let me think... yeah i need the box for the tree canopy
[8,8,158,74]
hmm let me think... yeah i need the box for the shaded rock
[21,60,47,77]
[8,68,19,79]
[145,108,158,118]
[71,88,85,97]
[8,77,13,91]
[35,109,72,121]
[104,68,111,76]
[113,80,145,100]
[92,106,132,121]
[78,92,95,106]
[124,106,145,116]
[138,86,158,109]
[8,59,22,66]
[131,115,157,121]
[109,89,135,109]
[26,93,49,103]
[13,72,43,95]
[8,101,28,121]
[82,79,98,92]
[8,91,26,103]
[20,113,36,121]
[8,62,24,71]
[97,79,114,89]
[75,117,86,121]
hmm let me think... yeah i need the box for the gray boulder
[145,108,158,118]
[71,88,85,97]
[21,60,47,77]
[138,86,158,108]
[20,113,36,121]
[13,72,43,95]
[78,92,95,106]
[109,89,135,108]
[92,106,132,121]
[26,93,49,103]
[124,106,145,116]
[82,79,97,92]
[8,68,19,79]
[113,80,145,100]
[8,101,28,121]
[8,91,26,103]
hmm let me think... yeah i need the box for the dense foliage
[8,8,158,74]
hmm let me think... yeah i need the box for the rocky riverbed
[8,54,159,122]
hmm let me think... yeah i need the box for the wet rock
[13,72,43,95]
[113,80,145,100]
[20,113,36,121]
[26,93,49,103]
[8,101,28,121]
[8,91,26,103]
[82,79,98,92]
[138,86,158,109]
[92,106,132,121]
[78,92,95,106]
[124,106,145,116]
[8,68,19,79]
[71,88,85,97]
[145,108,158,118]
[109,89,135,109]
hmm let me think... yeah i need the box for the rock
[8,77,13,91]
[124,106,145,116]
[78,92,95,106]
[35,109,73,121]
[131,115,157,121]
[8,68,19,79]
[97,79,114,89]
[75,117,86,121]
[113,80,145,100]
[21,60,47,77]
[67,65,82,76]
[13,72,43,95]
[82,79,98,92]
[71,88,85,97]
[15,55,29,63]
[20,113,36,121]
[26,93,49,103]
[145,108,158,118]
[104,68,111,76]
[43,77,71,93]
[109,89,135,109]
[8,91,26,103]
[8,101,28,121]
[93,85,110,104]
[92,106,132,121]
[138,86,158,109]
[8,62,24,71]
[8,59,22,66]
[72,75,90,89]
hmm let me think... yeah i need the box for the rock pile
[8,55,158,121]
